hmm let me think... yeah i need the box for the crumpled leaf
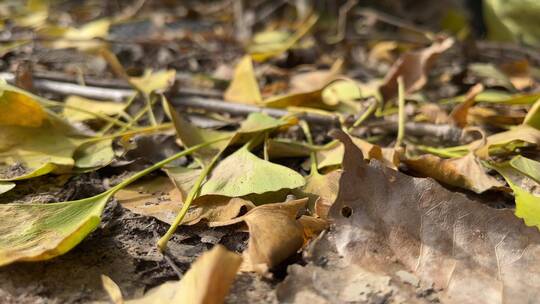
[0,182,15,195]
[115,176,255,226]
[62,96,126,122]
[493,160,540,229]
[224,55,262,104]
[379,38,454,102]
[321,129,540,304]
[212,198,325,272]
[129,70,176,96]
[199,145,306,198]
[0,191,112,266]
[125,245,241,304]
[472,124,540,158]
[404,152,504,193]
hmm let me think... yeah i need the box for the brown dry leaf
[319,129,540,303]
[224,55,262,104]
[416,103,450,124]
[449,83,484,128]
[379,38,454,102]
[126,245,241,304]
[404,153,504,193]
[471,124,540,158]
[303,169,342,219]
[114,177,254,226]
[212,198,324,273]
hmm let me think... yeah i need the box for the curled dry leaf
[449,83,484,128]
[379,37,454,102]
[313,129,540,304]
[404,152,504,193]
[302,169,342,218]
[125,245,242,304]
[212,198,326,273]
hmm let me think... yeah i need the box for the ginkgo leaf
[510,155,540,183]
[199,146,305,198]
[73,139,114,170]
[0,85,46,127]
[0,140,223,266]
[167,101,233,165]
[237,112,291,133]
[404,153,504,193]
[492,161,540,229]
[129,70,176,96]
[0,182,15,195]
[40,18,110,50]
[224,55,262,104]
[101,275,123,304]
[0,191,112,266]
[0,121,84,180]
[523,98,540,130]
[125,245,241,304]
[212,199,313,273]
[63,96,126,122]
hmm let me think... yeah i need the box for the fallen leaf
[449,83,484,128]
[129,70,176,96]
[125,245,241,304]
[212,198,309,273]
[40,18,110,51]
[0,182,15,195]
[499,59,534,90]
[316,136,384,170]
[0,190,112,266]
[472,125,540,158]
[523,98,540,130]
[302,169,342,218]
[492,160,540,229]
[323,129,540,303]
[73,139,114,170]
[379,38,454,102]
[101,274,124,304]
[115,176,255,226]
[510,155,540,183]
[199,145,306,197]
[224,55,262,104]
[0,84,45,127]
[62,96,126,122]
[404,152,504,193]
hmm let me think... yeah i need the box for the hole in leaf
[341,206,353,218]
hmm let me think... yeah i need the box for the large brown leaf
[280,130,540,303]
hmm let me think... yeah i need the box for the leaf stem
[157,146,226,251]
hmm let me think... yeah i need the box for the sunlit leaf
[0,182,15,195]
[200,146,305,198]
[63,96,126,122]
[0,84,46,127]
[125,245,241,304]
[224,55,262,104]
[0,191,112,266]
[129,70,176,96]
[40,18,111,51]
[404,153,504,193]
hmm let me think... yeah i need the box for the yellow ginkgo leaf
[224,55,262,104]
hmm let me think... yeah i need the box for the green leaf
[200,146,305,198]
[0,138,227,266]
[493,161,540,230]
[0,182,15,195]
[510,155,540,184]
[238,112,289,133]
[0,191,111,266]
[73,139,114,170]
